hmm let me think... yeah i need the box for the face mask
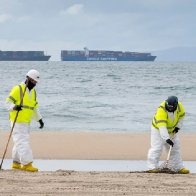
[165,103,177,113]
[26,80,36,91]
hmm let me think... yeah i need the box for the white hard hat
[26,69,40,82]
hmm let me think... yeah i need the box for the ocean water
[0,61,196,133]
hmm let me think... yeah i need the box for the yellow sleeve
[33,89,39,109]
[178,102,185,119]
[6,85,20,105]
[154,107,168,128]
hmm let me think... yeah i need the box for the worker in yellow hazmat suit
[6,69,44,172]
[147,96,189,174]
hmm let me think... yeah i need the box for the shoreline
[0,131,195,160]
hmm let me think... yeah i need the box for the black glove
[13,105,23,111]
[173,127,180,133]
[39,119,44,129]
[166,139,174,147]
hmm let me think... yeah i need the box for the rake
[158,145,177,174]
[0,80,28,170]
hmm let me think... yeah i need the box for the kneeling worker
[6,69,44,172]
[147,96,189,174]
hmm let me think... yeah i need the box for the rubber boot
[178,168,190,174]
[21,162,38,172]
[12,161,21,170]
[147,169,160,173]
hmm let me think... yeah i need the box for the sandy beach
[0,131,196,195]
[0,131,195,160]
[0,170,196,195]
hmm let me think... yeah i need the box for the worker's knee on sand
[147,158,159,170]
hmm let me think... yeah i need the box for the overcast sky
[0,0,195,60]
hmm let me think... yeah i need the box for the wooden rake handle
[166,145,172,161]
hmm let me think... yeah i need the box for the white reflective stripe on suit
[11,122,33,165]
[147,126,184,170]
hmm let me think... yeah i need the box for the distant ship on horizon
[0,50,51,61]
[61,47,156,61]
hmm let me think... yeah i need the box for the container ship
[0,51,51,61]
[61,47,156,61]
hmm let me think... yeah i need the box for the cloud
[60,3,84,16]
[0,14,12,23]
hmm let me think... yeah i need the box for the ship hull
[61,56,156,61]
[0,51,51,61]
[0,56,51,61]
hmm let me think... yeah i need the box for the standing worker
[6,69,44,172]
[147,96,189,174]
